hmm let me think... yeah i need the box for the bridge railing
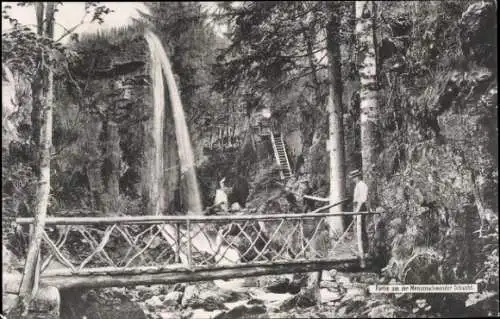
[15,211,380,282]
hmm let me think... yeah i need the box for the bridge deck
[15,211,379,289]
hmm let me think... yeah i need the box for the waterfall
[149,39,165,216]
[144,30,203,215]
[144,30,239,264]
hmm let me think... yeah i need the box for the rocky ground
[59,271,411,319]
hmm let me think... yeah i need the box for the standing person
[214,178,229,213]
[349,169,370,268]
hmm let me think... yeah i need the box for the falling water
[148,39,165,216]
[144,30,203,215]
[144,30,239,265]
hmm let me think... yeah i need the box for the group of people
[213,177,242,212]
[212,168,371,266]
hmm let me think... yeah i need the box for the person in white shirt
[214,178,229,212]
[349,169,369,268]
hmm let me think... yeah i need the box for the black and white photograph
[2,1,498,318]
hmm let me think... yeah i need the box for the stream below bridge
[60,269,411,319]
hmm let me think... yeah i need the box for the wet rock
[158,312,181,319]
[248,298,265,305]
[2,293,18,315]
[181,285,199,307]
[173,283,186,293]
[191,308,219,319]
[136,285,156,300]
[8,286,60,319]
[163,291,183,307]
[320,281,338,289]
[249,288,294,312]
[2,245,21,271]
[459,1,497,65]
[321,270,335,281]
[197,290,229,311]
[2,264,22,316]
[278,288,317,311]
[320,288,341,303]
[2,271,22,294]
[242,277,259,287]
[335,296,368,317]
[145,296,165,310]
[181,284,239,311]
[335,272,352,292]
[214,278,246,290]
[215,304,268,319]
[366,304,408,318]
[262,276,291,294]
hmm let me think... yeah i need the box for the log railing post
[356,212,366,268]
[186,219,192,268]
[175,223,181,263]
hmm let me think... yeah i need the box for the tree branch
[53,10,89,43]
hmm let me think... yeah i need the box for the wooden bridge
[14,211,380,290]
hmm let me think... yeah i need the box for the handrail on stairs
[278,134,292,177]
[269,128,291,179]
[269,128,284,179]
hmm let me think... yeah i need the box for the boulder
[163,291,183,307]
[181,284,247,311]
[181,285,200,308]
[7,286,60,319]
[277,288,317,311]
[159,312,182,319]
[365,304,408,318]
[262,276,291,294]
[2,293,19,315]
[2,271,22,294]
[321,270,335,281]
[334,296,368,318]
[197,290,229,311]
[335,272,352,286]
[215,304,268,319]
[320,281,338,289]
[2,245,20,271]
[145,295,165,311]
[190,308,220,319]
[320,288,341,303]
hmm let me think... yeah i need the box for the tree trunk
[300,18,322,150]
[19,2,55,312]
[355,1,380,206]
[326,2,346,237]
[30,3,46,177]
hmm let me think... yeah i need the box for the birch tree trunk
[18,2,55,312]
[29,3,46,177]
[326,2,346,237]
[355,1,380,205]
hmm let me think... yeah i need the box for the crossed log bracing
[11,200,373,293]
[15,211,381,289]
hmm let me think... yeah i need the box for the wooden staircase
[270,130,292,179]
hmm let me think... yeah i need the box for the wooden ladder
[270,130,292,179]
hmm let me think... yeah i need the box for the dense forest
[2,1,498,318]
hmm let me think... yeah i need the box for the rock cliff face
[68,31,152,213]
